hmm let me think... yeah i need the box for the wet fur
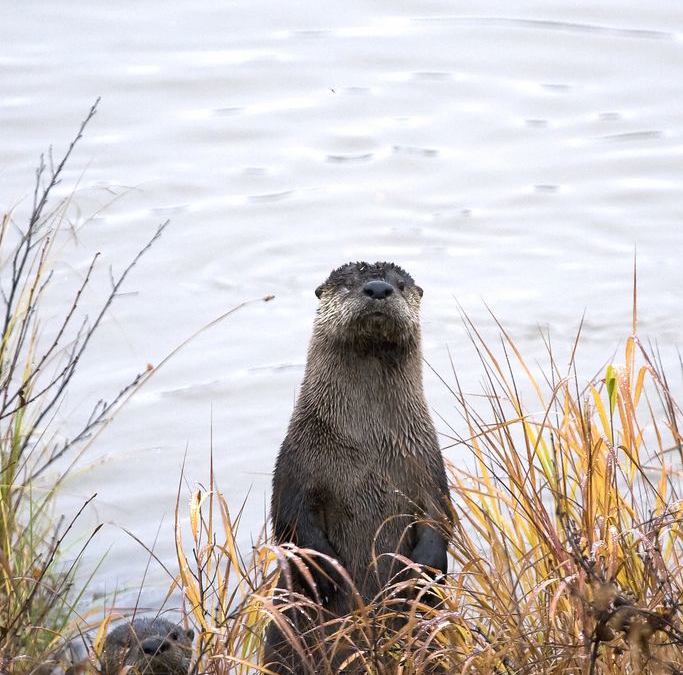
[265,262,452,674]
[101,618,194,675]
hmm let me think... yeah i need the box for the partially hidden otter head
[313,261,423,352]
[101,618,194,675]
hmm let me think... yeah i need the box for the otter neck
[297,332,429,453]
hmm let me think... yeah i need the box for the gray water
[2,1,682,610]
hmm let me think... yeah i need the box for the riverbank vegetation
[2,110,681,675]
[175,316,683,675]
[0,103,167,674]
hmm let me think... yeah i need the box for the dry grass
[174,309,682,675]
[4,102,678,675]
[0,103,168,675]
[441,312,683,674]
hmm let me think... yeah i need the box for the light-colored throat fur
[296,335,431,457]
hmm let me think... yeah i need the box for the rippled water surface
[2,1,682,607]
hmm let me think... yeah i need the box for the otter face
[102,618,194,675]
[314,261,423,350]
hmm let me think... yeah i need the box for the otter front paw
[410,541,446,574]
[311,567,338,604]
[294,553,344,605]
[408,534,448,606]
[410,524,448,575]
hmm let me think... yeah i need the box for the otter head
[313,261,423,353]
[102,618,194,675]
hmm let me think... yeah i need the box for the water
[2,1,682,610]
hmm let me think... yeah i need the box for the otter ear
[415,285,423,298]
[315,284,324,299]
[185,629,195,642]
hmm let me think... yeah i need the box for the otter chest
[304,433,421,518]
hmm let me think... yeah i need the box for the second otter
[266,261,453,670]
[101,618,193,675]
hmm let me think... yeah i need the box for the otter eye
[315,285,324,299]
[415,285,423,298]
[397,280,405,292]
[169,631,179,641]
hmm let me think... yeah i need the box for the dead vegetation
[174,311,683,675]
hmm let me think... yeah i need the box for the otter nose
[141,638,169,656]
[363,280,394,300]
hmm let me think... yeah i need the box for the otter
[265,261,453,674]
[101,618,194,675]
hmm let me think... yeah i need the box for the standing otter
[265,261,453,673]
[101,618,194,675]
